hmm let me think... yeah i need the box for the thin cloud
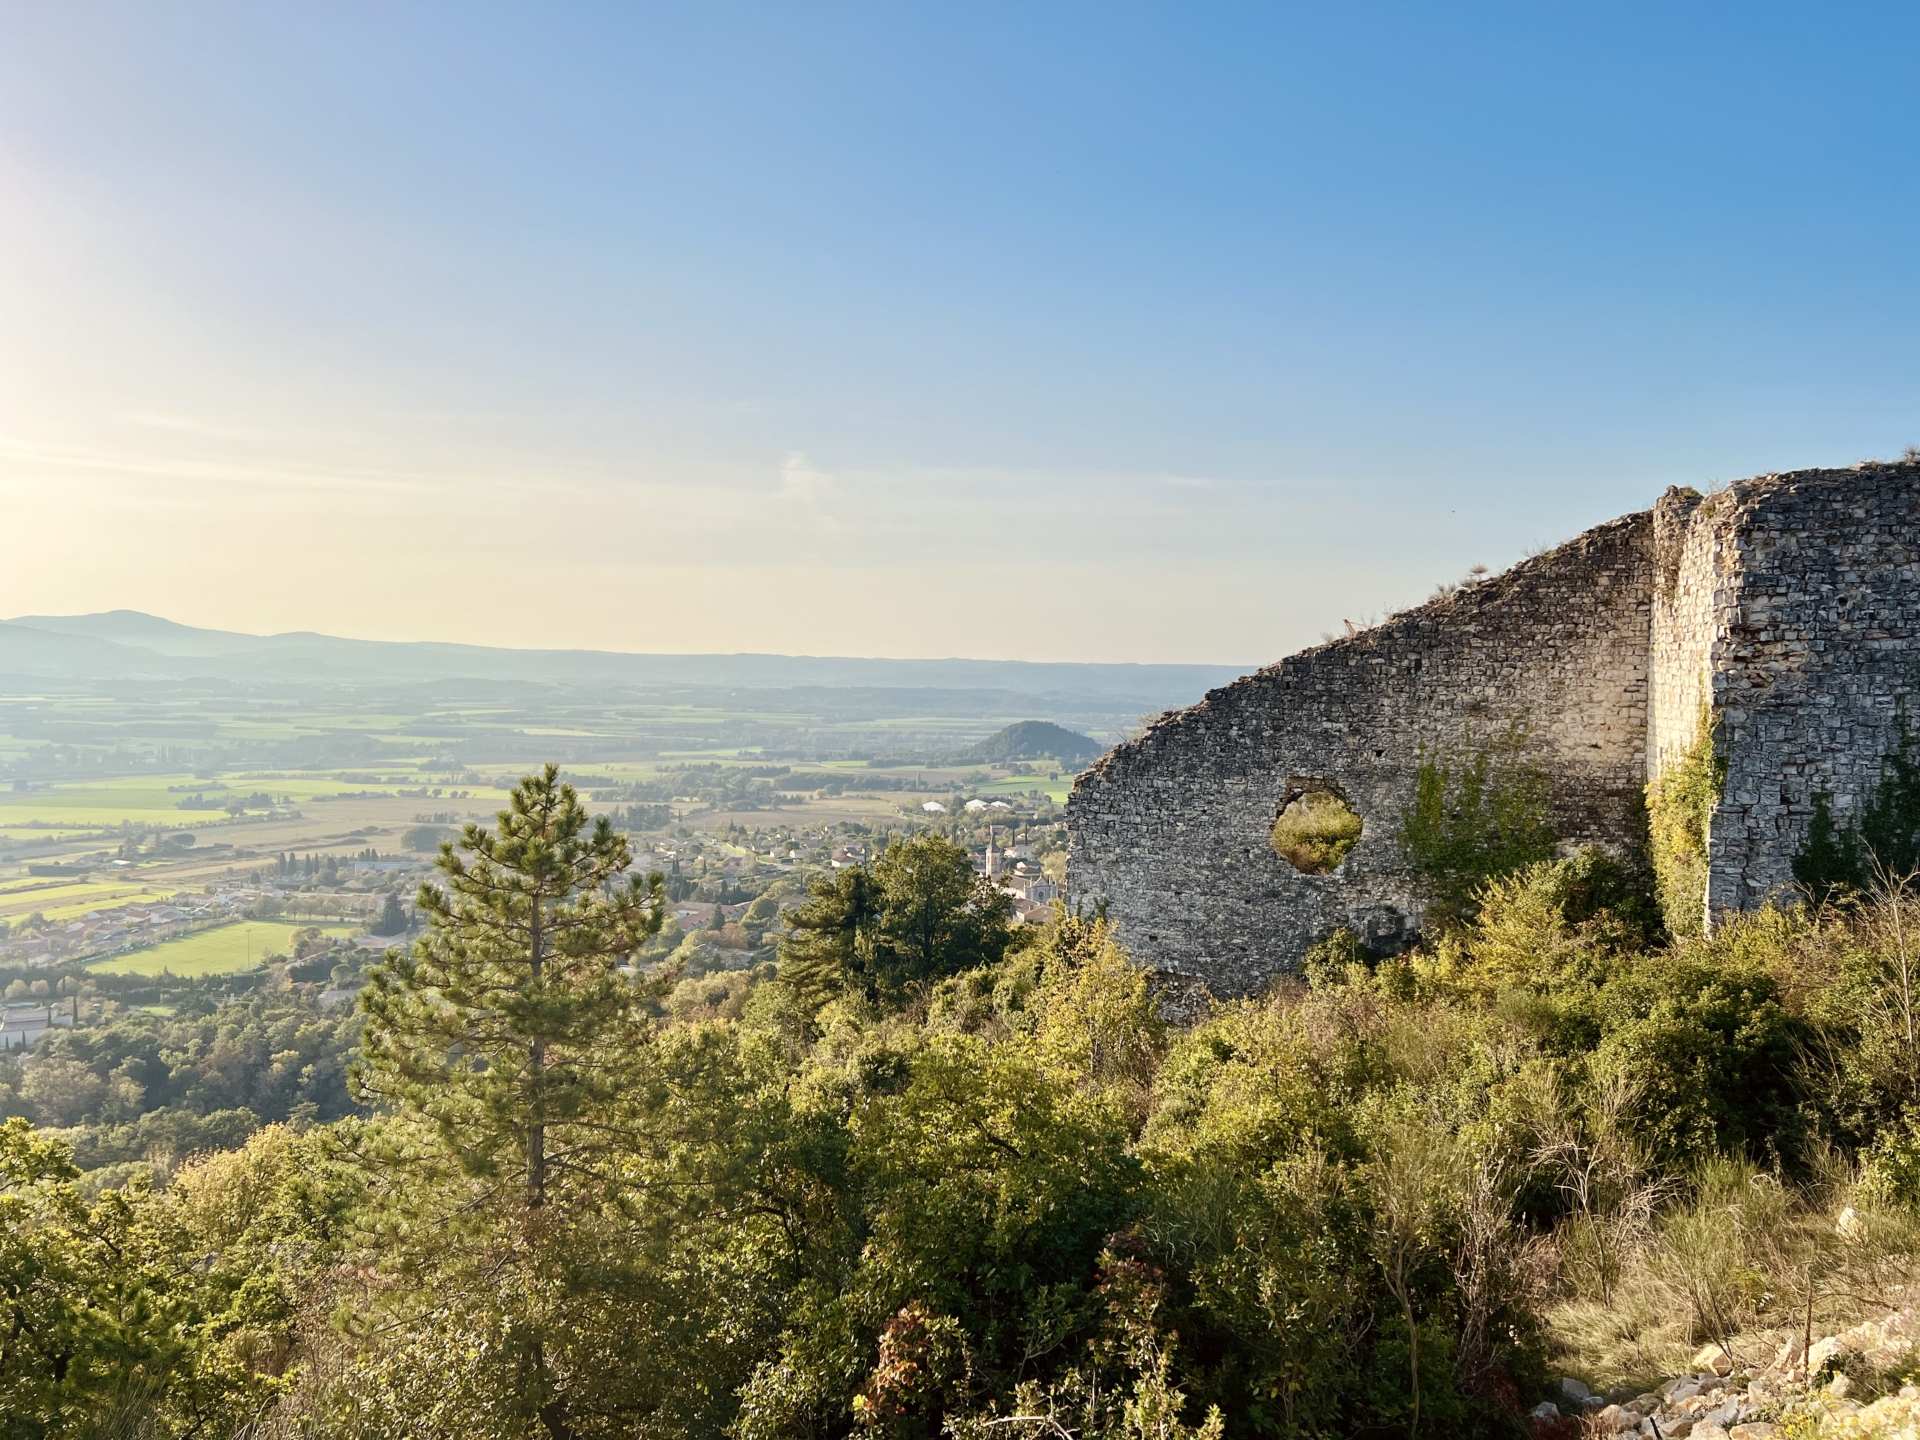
[115,411,253,438]
[0,434,445,496]
[779,450,833,501]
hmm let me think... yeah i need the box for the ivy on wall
[1398,723,1557,921]
[1646,701,1724,937]
[1793,731,1920,902]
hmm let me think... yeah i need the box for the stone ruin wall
[1692,465,1920,914]
[1067,513,1655,996]
[1069,461,1920,997]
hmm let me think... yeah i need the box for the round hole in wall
[1271,789,1363,875]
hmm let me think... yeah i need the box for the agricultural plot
[1,676,1108,904]
[0,877,183,927]
[977,772,1073,805]
[0,775,223,829]
[87,919,359,978]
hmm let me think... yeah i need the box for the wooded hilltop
[13,760,1920,1439]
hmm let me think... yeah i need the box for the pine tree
[777,833,1011,1013]
[778,865,880,1017]
[358,764,666,1208]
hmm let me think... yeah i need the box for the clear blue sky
[0,4,1914,662]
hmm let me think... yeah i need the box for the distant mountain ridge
[0,611,1249,712]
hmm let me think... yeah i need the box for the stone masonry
[1068,461,1920,996]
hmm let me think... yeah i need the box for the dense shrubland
[14,766,1920,1437]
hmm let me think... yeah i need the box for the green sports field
[87,920,358,978]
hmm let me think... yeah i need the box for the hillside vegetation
[10,766,1920,1438]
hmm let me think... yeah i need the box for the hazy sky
[1,4,1916,663]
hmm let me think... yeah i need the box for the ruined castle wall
[1068,513,1655,995]
[1703,464,1920,911]
[1071,461,1920,986]
[1650,486,1736,781]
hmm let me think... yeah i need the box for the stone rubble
[1535,1298,1920,1438]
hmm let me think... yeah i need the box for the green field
[0,687,1092,917]
[979,773,1074,804]
[0,775,232,828]
[0,770,514,834]
[87,920,358,978]
[0,877,185,926]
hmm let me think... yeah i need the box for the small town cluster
[0,873,389,972]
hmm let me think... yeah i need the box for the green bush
[1862,1111,1920,1209]
[49,762,1920,1437]
[1399,725,1558,921]
[1584,952,1803,1165]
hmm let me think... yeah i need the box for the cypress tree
[371,890,408,936]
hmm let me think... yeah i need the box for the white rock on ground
[1693,1343,1736,1376]
[1540,1295,1920,1436]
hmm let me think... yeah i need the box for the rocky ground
[1531,1296,1920,1437]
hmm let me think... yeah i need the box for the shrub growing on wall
[1398,725,1557,921]
[1857,734,1920,874]
[1794,732,1920,902]
[1793,794,1863,904]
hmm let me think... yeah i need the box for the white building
[2,1003,72,1050]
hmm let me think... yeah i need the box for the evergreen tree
[370,889,408,936]
[778,865,881,1016]
[778,832,1012,1012]
[867,831,1013,998]
[358,764,667,1208]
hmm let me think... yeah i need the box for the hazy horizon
[3,606,1257,671]
[2,6,1916,664]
